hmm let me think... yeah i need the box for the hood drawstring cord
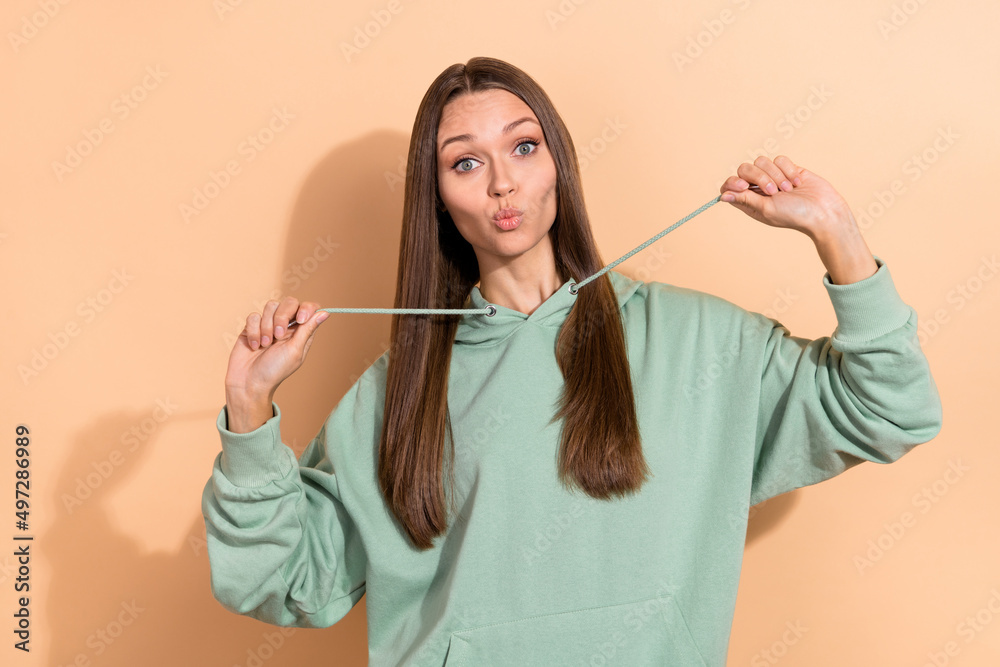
[291,192,734,323]
[565,194,722,297]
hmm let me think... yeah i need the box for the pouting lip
[493,206,524,221]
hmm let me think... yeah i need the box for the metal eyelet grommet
[485,305,497,317]
[568,282,578,295]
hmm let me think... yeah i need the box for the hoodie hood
[454,270,644,346]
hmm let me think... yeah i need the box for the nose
[489,160,515,198]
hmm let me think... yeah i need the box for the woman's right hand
[224,297,330,403]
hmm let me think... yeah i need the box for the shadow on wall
[42,128,797,666]
[44,130,410,666]
[746,492,798,546]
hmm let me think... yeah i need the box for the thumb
[294,309,330,352]
[721,187,766,213]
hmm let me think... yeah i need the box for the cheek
[438,177,466,212]
[437,174,452,206]
[540,174,558,208]
[539,159,558,203]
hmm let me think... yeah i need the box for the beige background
[2,0,997,665]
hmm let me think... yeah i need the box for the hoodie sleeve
[748,255,943,506]
[200,390,370,628]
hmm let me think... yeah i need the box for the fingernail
[317,312,330,323]
[250,339,259,350]
[766,182,778,194]
[261,335,270,346]
[736,179,748,188]
[781,180,792,191]
[274,325,284,337]
[296,310,305,323]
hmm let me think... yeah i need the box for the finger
[244,312,262,350]
[752,156,792,193]
[295,309,331,356]
[720,184,766,203]
[287,301,319,329]
[720,175,751,194]
[755,156,795,191]
[773,155,805,187]
[720,183,768,208]
[272,296,300,340]
[294,302,314,325]
[260,299,280,347]
[736,162,777,195]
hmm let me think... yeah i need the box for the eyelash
[449,138,540,173]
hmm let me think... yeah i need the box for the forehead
[437,89,537,145]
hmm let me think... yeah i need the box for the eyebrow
[438,116,539,153]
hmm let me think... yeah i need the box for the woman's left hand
[719,155,854,237]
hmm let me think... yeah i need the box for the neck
[477,258,563,317]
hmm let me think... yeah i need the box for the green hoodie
[201,255,942,666]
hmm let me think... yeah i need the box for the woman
[203,57,942,666]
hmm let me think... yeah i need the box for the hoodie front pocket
[442,591,709,666]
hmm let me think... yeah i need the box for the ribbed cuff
[217,401,294,487]
[823,255,912,343]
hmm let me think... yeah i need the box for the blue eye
[516,140,538,155]
[448,139,539,174]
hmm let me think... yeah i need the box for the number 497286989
[15,425,30,531]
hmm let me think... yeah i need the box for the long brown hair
[380,56,649,550]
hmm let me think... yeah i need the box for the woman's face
[436,89,558,274]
